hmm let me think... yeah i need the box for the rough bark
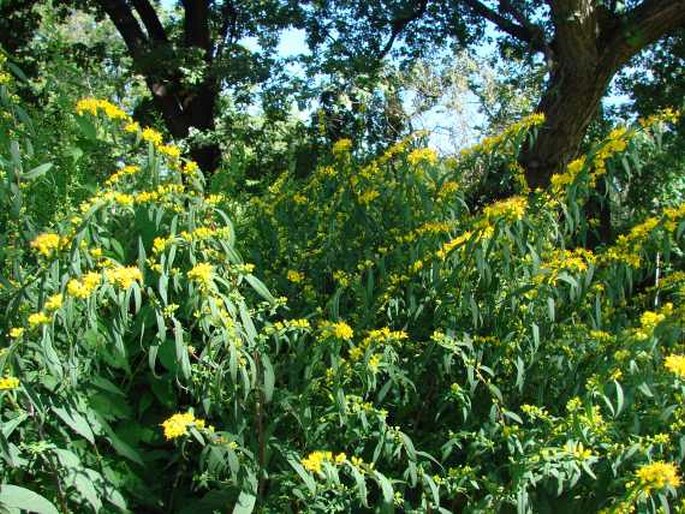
[520,0,685,188]
[98,0,221,174]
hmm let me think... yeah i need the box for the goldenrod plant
[1,52,685,512]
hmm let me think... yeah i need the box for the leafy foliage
[2,49,685,514]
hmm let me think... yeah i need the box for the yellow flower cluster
[266,318,311,335]
[28,312,50,328]
[141,127,163,146]
[368,353,382,372]
[187,262,214,290]
[551,157,586,193]
[348,327,407,362]
[105,266,143,289]
[438,180,460,199]
[134,184,185,204]
[321,320,354,340]
[357,189,380,205]
[460,113,545,160]
[44,293,63,311]
[601,215,664,268]
[332,138,353,157]
[301,451,347,473]
[287,270,304,283]
[0,376,20,390]
[635,461,681,494]
[9,327,24,339]
[123,121,140,133]
[105,164,140,186]
[407,147,438,167]
[31,232,61,257]
[483,196,527,223]
[75,98,128,120]
[537,248,595,283]
[592,126,629,177]
[521,404,549,420]
[0,53,10,85]
[158,144,181,160]
[639,107,680,128]
[633,303,672,341]
[436,231,473,260]
[76,97,201,184]
[67,272,101,299]
[161,411,205,440]
[665,354,685,378]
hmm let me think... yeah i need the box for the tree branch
[602,0,685,70]
[98,0,148,56]
[377,0,428,60]
[215,0,239,59]
[183,0,212,57]
[461,0,546,52]
[130,0,168,43]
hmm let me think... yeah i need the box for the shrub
[1,51,684,512]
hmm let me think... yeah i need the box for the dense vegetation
[1,2,685,513]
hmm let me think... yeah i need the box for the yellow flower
[75,98,127,120]
[407,147,438,167]
[106,266,143,289]
[665,354,685,378]
[74,97,100,116]
[332,138,352,157]
[142,127,163,146]
[322,321,354,340]
[635,461,681,494]
[67,272,101,299]
[334,452,347,464]
[187,263,214,290]
[357,189,380,205]
[287,270,304,283]
[9,327,24,338]
[158,144,181,160]
[161,411,204,440]
[44,293,63,311]
[123,121,140,133]
[483,196,527,223]
[349,346,364,361]
[368,353,382,373]
[28,312,50,327]
[30,233,61,257]
[0,376,20,390]
[301,451,333,473]
[640,310,665,331]
[182,161,200,176]
[292,193,307,205]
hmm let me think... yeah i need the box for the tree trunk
[519,0,685,189]
[99,0,222,175]
[520,65,612,190]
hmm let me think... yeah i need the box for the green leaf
[22,163,52,180]
[1,414,27,438]
[244,274,276,304]
[74,470,103,512]
[374,471,394,511]
[261,353,275,404]
[0,485,59,514]
[350,464,368,506]
[174,320,191,379]
[76,116,97,140]
[614,380,624,417]
[232,473,257,514]
[288,455,316,494]
[52,405,95,444]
